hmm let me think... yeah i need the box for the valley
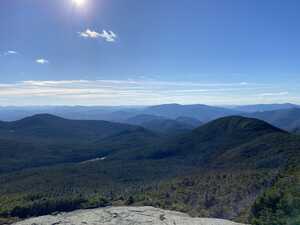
[0,108,299,225]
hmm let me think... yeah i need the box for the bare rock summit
[13,206,247,225]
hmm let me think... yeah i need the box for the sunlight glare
[73,0,86,7]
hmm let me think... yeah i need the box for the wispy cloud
[1,50,19,56]
[0,79,296,105]
[259,92,289,96]
[36,59,49,64]
[23,80,89,86]
[78,29,117,42]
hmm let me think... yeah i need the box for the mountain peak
[195,116,284,135]
[23,113,65,120]
[15,114,66,124]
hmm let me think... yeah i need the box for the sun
[73,0,86,7]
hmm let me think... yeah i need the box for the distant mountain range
[125,114,202,135]
[142,104,237,121]
[1,103,300,135]
[0,104,236,122]
[0,106,143,122]
[245,108,300,132]
[1,102,299,123]
[229,103,300,112]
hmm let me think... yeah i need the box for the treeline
[10,197,86,218]
[1,195,111,219]
[0,169,278,223]
[130,170,278,222]
[1,168,299,225]
[250,165,300,225]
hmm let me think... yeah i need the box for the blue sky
[1,0,300,105]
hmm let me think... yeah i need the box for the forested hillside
[0,115,299,225]
[0,114,158,173]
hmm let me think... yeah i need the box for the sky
[1,0,300,106]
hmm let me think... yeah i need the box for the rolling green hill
[0,114,150,141]
[0,115,299,225]
[0,114,158,173]
[146,116,286,162]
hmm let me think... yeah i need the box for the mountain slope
[0,114,158,173]
[250,163,300,225]
[126,114,166,125]
[175,116,202,127]
[0,116,299,224]
[148,116,286,162]
[212,133,298,168]
[246,108,300,131]
[126,114,199,135]
[0,114,148,142]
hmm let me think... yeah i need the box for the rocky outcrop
[13,206,246,225]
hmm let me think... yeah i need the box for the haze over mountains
[1,103,300,133]
[125,114,202,134]
[0,104,236,122]
[229,103,300,112]
[246,108,300,132]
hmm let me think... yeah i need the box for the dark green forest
[0,115,299,225]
